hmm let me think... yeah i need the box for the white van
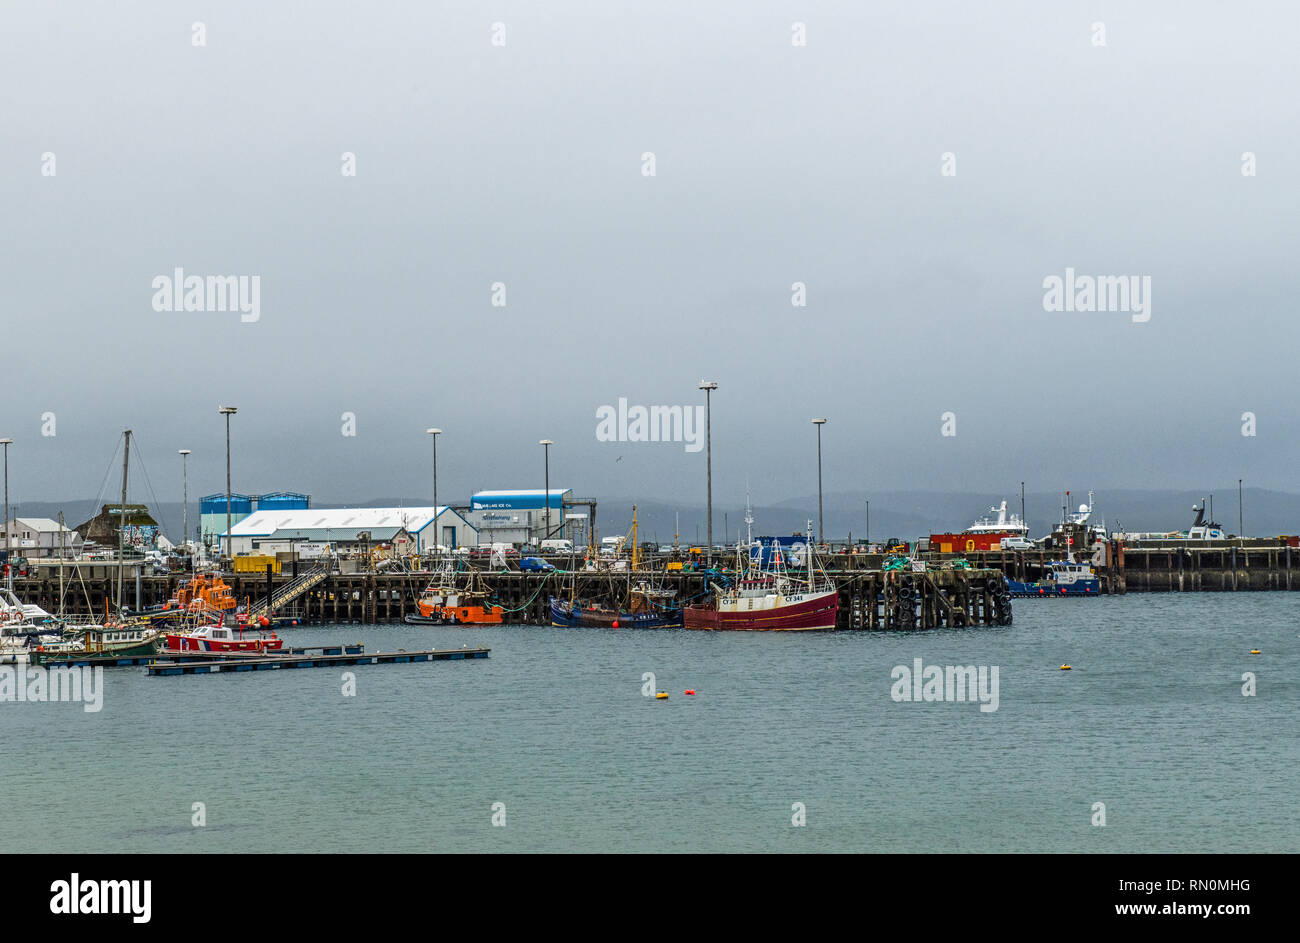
[1000,536,1034,550]
[540,539,573,554]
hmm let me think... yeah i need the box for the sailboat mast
[117,430,131,613]
[57,510,65,618]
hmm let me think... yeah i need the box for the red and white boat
[164,622,284,653]
[684,519,839,632]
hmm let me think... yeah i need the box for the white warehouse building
[220,506,475,557]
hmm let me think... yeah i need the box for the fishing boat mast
[630,506,639,571]
[117,430,131,614]
[806,520,815,587]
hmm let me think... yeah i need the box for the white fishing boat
[0,588,62,664]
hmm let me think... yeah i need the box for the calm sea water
[2,594,1296,853]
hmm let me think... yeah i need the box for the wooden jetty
[12,565,1014,630]
[147,646,490,676]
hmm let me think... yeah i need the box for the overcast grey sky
[2,2,1298,513]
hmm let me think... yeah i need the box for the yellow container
[233,555,281,574]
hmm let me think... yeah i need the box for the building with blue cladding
[199,491,311,553]
[468,489,573,546]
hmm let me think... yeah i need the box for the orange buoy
[684,689,695,695]
[258,616,270,627]
[655,692,668,700]
[1060,664,1072,670]
[611,620,620,628]
[1249,649,1261,655]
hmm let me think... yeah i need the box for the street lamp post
[812,418,827,546]
[699,381,718,565]
[218,406,237,562]
[539,439,553,547]
[426,429,441,549]
[178,449,191,558]
[1239,478,1244,543]
[0,438,11,591]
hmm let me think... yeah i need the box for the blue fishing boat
[1006,560,1100,597]
[550,583,683,628]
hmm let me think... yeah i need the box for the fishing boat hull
[1006,578,1100,597]
[30,635,161,665]
[163,632,284,653]
[549,597,682,628]
[684,588,839,631]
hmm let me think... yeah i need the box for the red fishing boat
[164,622,284,653]
[684,518,839,631]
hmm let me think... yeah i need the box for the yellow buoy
[656,692,669,699]
[1249,650,1261,655]
[1060,664,1072,670]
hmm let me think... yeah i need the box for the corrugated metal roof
[225,506,464,538]
[11,518,77,533]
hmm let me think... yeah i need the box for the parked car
[519,557,555,572]
[999,536,1034,550]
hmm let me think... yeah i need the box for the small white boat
[0,588,62,664]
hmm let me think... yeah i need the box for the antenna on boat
[744,479,754,550]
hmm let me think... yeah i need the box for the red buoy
[612,620,620,628]
[684,689,695,695]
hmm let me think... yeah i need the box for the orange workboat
[415,572,504,624]
[127,572,240,625]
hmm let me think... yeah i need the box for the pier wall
[12,566,1011,630]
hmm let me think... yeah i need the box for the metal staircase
[247,563,331,618]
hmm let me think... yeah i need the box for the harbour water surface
[2,594,1296,853]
